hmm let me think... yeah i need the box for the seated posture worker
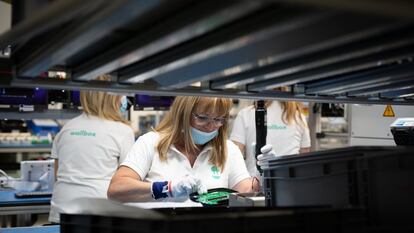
[230,100,311,177]
[108,96,259,205]
[49,75,135,223]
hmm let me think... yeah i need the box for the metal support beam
[275,0,414,19]
[146,13,398,89]
[118,7,330,85]
[305,62,414,95]
[308,102,321,151]
[6,77,414,105]
[0,0,103,49]
[71,1,262,81]
[380,88,414,98]
[0,109,81,120]
[247,43,414,91]
[210,24,414,89]
[17,0,164,77]
[347,79,414,96]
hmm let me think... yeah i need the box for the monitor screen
[48,89,69,104]
[134,95,175,110]
[20,160,55,191]
[0,88,48,106]
[69,90,81,107]
[321,103,345,117]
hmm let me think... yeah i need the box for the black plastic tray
[262,146,414,227]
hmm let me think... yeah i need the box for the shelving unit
[0,145,51,154]
[0,109,81,120]
[0,0,413,105]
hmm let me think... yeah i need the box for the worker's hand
[170,175,207,198]
[151,175,207,200]
[257,144,279,167]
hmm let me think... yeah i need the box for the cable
[0,169,19,188]
[0,169,10,187]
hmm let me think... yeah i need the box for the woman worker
[108,96,259,205]
[230,99,311,177]
[49,75,135,223]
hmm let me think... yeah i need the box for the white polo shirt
[230,101,311,177]
[49,113,135,222]
[121,131,250,207]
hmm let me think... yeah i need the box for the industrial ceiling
[1,0,414,105]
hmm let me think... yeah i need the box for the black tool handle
[255,100,267,173]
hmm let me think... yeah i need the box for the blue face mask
[120,96,128,113]
[190,127,218,145]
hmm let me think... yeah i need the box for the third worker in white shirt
[230,100,311,177]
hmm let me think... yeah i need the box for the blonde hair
[256,87,307,127]
[266,100,307,126]
[80,75,129,125]
[155,96,232,171]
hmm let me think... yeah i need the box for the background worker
[230,100,311,177]
[48,75,135,223]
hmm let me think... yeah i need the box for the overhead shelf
[0,109,81,120]
[0,144,51,154]
[0,0,414,105]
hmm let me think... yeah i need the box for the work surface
[0,190,51,215]
[0,190,50,206]
[0,225,59,233]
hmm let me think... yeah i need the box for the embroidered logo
[267,124,287,130]
[70,130,96,137]
[211,166,221,179]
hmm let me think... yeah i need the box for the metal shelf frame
[0,108,81,120]
[0,0,414,105]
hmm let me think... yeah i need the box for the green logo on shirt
[70,130,96,137]
[211,166,221,179]
[267,124,287,130]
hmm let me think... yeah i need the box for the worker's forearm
[232,177,259,193]
[107,177,153,202]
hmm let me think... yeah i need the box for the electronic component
[189,188,237,207]
[390,118,414,145]
[20,160,55,190]
[0,88,48,110]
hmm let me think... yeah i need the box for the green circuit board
[195,191,231,205]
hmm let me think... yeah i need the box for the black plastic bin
[262,146,414,227]
[60,207,366,233]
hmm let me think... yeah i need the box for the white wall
[349,104,414,146]
[0,1,11,35]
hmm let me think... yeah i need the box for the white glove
[170,175,207,198]
[152,175,207,199]
[256,144,279,167]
